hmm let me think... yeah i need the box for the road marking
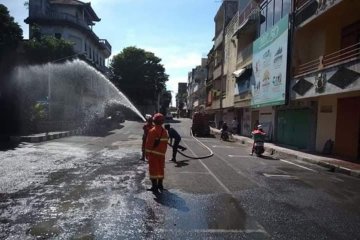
[182,142,231,194]
[184,136,269,236]
[212,145,235,148]
[228,155,255,158]
[157,228,268,234]
[177,171,210,175]
[263,173,297,179]
[280,159,317,172]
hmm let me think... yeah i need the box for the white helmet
[257,124,263,129]
[145,114,152,121]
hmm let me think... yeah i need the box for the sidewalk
[9,129,83,143]
[211,128,360,178]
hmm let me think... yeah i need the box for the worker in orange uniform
[145,113,169,192]
[140,114,153,161]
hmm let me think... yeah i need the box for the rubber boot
[158,179,164,191]
[147,179,158,192]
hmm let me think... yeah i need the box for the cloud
[143,46,202,70]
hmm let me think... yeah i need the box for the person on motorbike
[251,125,266,155]
[220,122,229,141]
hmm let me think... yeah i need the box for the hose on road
[167,128,213,160]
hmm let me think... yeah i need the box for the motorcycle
[254,141,265,156]
[220,129,230,141]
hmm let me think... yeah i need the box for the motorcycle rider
[251,125,266,155]
[220,122,229,141]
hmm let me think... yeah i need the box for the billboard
[251,15,289,108]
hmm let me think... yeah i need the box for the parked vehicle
[192,112,210,137]
[165,112,173,120]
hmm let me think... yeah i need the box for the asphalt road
[0,118,359,239]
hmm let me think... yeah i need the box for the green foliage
[24,35,75,64]
[160,90,172,111]
[0,4,23,57]
[110,46,169,105]
[31,102,47,122]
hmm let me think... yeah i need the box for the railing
[295,0,337,11]
[295,0,312,10]
[237,42,253,64]
[238,0,259,27]
[214,30,224,49]
[99,39,112,53]
[31,10,91,30]
[294,42,360,76]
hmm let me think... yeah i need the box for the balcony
[214,30,224,49]
[28,10,91,31]
[238,0,260,27]
[237,43,253,65]
[213,65,222,80]
[295,0,342,27]
[99,39,112,57]
[294,42,360,77]
[295,0,338,11]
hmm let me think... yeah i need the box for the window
[274,0,282,24]
[266,0,274,30]
[282,0,291,17]
[260,8,266,35]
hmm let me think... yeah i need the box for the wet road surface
[1,119,360,239]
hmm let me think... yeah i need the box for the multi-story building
[25,0,111,73]
[187,58,208,116]
[206,0,359,161]
[208,0,238,128]
[290,0,360,160]
[176,82,188,117]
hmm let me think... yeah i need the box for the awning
[233,67,252,81]
[232,68,246,78]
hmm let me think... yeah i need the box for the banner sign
[251,15,289,108]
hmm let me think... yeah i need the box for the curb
[210,128,360,178]
[11,129,85,144]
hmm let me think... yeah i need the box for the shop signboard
[251,15,289,108]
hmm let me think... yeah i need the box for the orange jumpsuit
[145,125,169,180]
[142,122,154,157]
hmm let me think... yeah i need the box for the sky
[1,0,221,106]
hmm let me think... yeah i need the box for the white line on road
[228,155,255,158]
[263,173,298,179]
[186,136,269,237]
[183,141,231,194]
[157,228,268,234]
[212,145,235,148]
[280,159,317,172]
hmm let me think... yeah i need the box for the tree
[159,90,172,115]
[109,46,169,106]
[23,33,75,64]
[0,4,23,58]
[0,4,23,135]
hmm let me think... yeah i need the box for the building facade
[25,0,111,73]
[187,58,208,116]
[291,0,360,159]
[177,82,188,117]
[203,0,359,161]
